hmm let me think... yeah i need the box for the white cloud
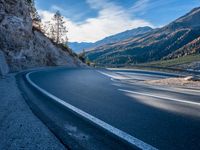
[131,0,150,14]
[39,0,154,42]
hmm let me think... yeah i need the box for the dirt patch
[144,77,200,90]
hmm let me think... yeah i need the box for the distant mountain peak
[177,7,200,21]
[168,7,200,29]
[69,26,153,53]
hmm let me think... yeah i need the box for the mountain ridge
[85,7,200,66]
[68,26,153,53]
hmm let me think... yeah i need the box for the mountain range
[84,7,200,66]
[68,26,153,53]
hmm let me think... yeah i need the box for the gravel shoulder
[144,77,200,90]
[0,74,66,150]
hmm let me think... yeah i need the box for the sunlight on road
[121,91,200,117]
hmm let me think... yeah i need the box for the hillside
[0,0,83,73]
[164,36,200,59]
[143,54,200,71]
[86,7,200,66]
[68,42,93,53]
[68,26,153,53]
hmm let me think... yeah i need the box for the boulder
[184,76,200,81]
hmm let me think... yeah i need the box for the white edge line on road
[26,72,157,150]
[98,70,200,95]
[116,71,167,78]
[97,70,131,80]
[119,89,200,106]
[106,68,182,77]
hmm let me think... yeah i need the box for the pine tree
[50,11,68,44]
[78,49,86,63]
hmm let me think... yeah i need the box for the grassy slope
[142,54,200,67]
[103,54,200,75]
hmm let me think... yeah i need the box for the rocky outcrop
[0,0,83,72]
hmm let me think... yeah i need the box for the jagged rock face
[0,0,82,72]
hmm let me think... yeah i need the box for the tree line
[27,0,68,45]
[27,0,92,65]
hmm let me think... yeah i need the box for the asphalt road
[28,68,200,150]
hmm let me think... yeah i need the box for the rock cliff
[0,0,82,73]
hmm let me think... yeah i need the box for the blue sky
[36,0,200,42]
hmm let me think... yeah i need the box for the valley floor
[0,74,66,150]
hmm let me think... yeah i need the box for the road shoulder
[143,77,200,90]
[0,74,66,150]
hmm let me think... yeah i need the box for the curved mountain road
[25,68,200,150]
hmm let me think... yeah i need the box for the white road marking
[119,89,200,106]
[97,71,132,80]
[141,84,200,95]
[170,86,200,94]
[106,68,181,77]
[116,71,166,78]
[99,70,200,95]
[26,72,157,150]
[98,70,165,81]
